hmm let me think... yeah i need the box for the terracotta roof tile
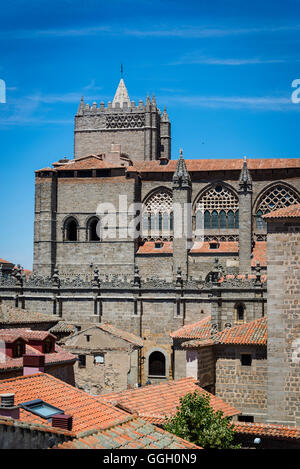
[170,316,211,339]
[263,203,300,219]
[95,324,143,347]
[234,422,300,441]
[251,241,267,267]
[41,155,125,172]
[0,258,13,264]
[128,158,300,174]
[0,304,57,325]
[0,343,76,371]
[55,417,201,449]
[0,373,130,434]
[215,316,267,345]
[137,241,173,254]
[99,377,239,421]
[190,241,239,254]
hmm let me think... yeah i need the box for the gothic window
[196,185,239,231]
[64,217,78,242]
[143,189,173,238]
[87,217,100,241]
[228,210,235,229]
[211,210,218,229]
[256,184,300,230]
[220,210,226,229]
[148,351,166,377]
[204,210,210,229]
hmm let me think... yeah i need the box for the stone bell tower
[74,79,171,162]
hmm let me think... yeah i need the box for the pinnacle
[112,78,131,108]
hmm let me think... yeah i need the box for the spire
[77,96,84,114]
[172,149,191,189]
[112,78,131,108]
[239,155,252,192]
[152,93,156,106]
[161,106,170,123]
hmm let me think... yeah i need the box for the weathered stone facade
[62,324,142,395]
[266,216,300,426]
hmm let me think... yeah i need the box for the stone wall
[215,344,267,421]
[266,220,300,426]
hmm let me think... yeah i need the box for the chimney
[52,414,73,431]
[23,354,45,376]
[0,393,20,420]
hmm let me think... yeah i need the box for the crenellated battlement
[74,79,171,161]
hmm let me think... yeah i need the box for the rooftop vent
[0,393,20,420]
[52,414,73,431]
[1,393,15,408]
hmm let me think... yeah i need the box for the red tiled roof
[190,241,239,254]
[0,373,131,434]
[0,328,55,341]
[0,304,57,325]
[0,258,13,264]
[234,422,300,441]
[55,417,201,449]
[215,316,267,345]
[95,324,143,347]
[170,316,211,339]
[128,158,300,174]
[137,241,173,254]
[37,155,125,173]
[0,343,76,371]
[263,203,300,219]
[251,242,267,267]
[99,377,240,422]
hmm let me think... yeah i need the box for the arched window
[142,189,173,239]
[211,210,218,229]
[220,210,226,229]
[204,210,210,229]
[148,351,166,377]
[256,184,300,229]
[87,217,100,241]
[228,210,234,229]
[196,184,239,231]
[64,217,78,242]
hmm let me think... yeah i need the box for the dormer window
[13,340,25,358]
[209,241,219,250]
[155,241,164,249]
[44,338,53,354]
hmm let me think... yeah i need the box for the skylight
[20,399,64,420]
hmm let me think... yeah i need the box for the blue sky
[1,0,300,269]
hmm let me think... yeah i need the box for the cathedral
[34,78,300,280]
[1,78,300,426]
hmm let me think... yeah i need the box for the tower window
[236,303,245,323]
